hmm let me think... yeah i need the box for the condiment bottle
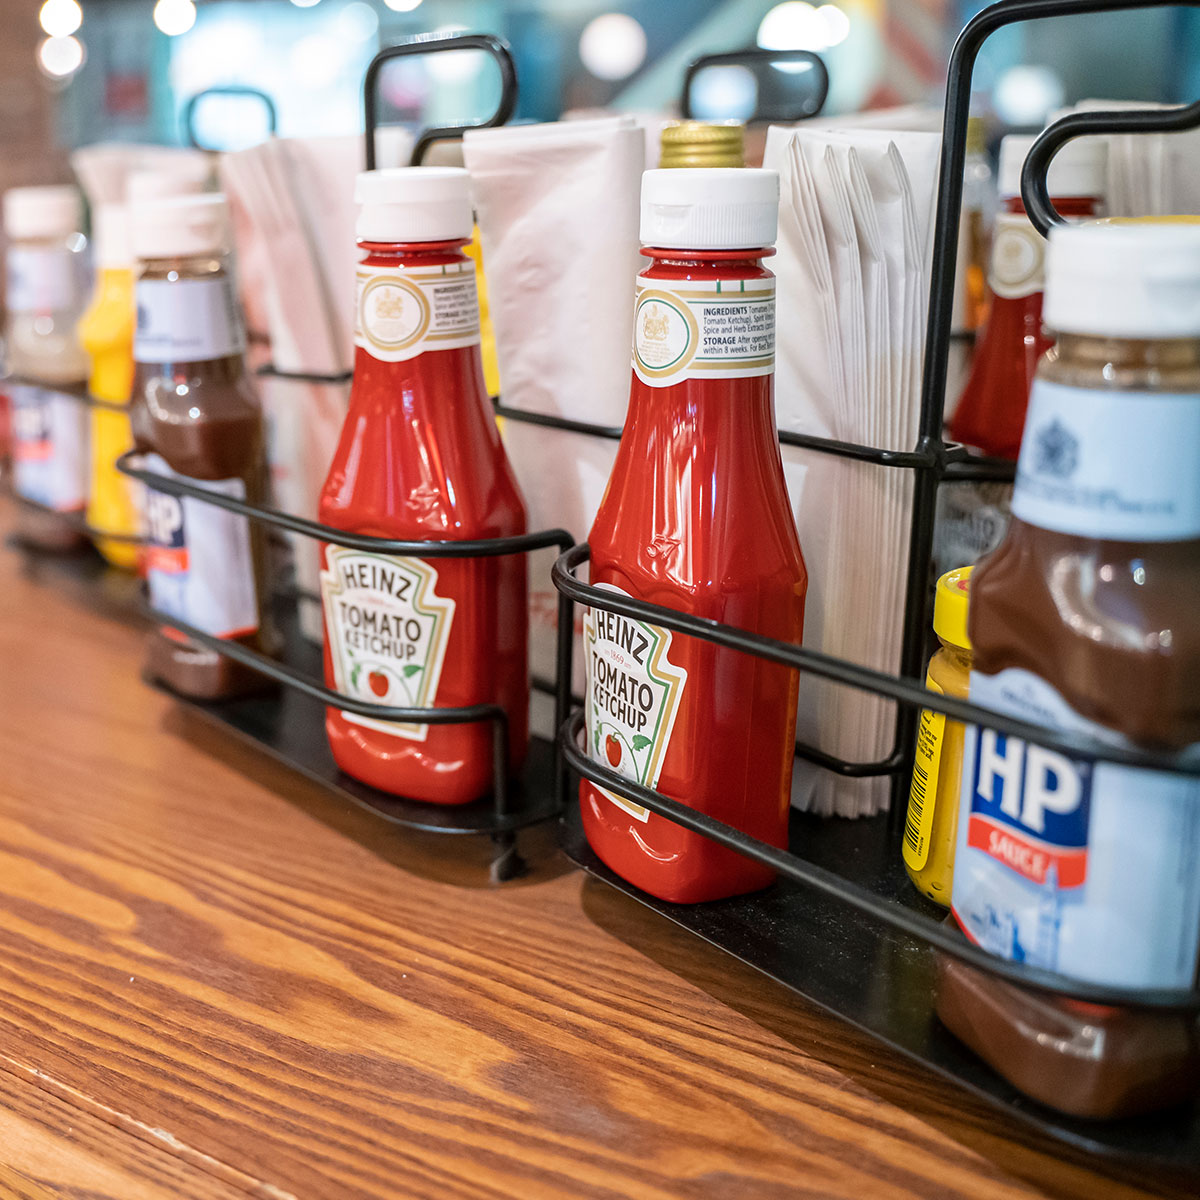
[943,221,1200,1118]
[949,135,1105,460]
[130,193,273,699]
[904,565,973,906]
[78,203,140,571]
[658,121,746,169]
[961,116,994,334]
[4,184,90,552]
[319,168,529,805]
[581,168,807,904]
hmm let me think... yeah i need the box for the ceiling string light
[39,0,82,39]
[37,34,84,79]
[153,0,197,37]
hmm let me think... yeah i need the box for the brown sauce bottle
[128,193,274,700]
[938,220,1200,1119]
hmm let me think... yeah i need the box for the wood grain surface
[0,502,1194,1200]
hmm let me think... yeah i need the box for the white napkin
[1070,100,1200,216]
[463,116,644,426]
[768,124,941,817]
[70,144,210,209]
[220,135,363,641]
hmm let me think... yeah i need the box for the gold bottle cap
[659,121,746,169]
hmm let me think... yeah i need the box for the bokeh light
[38,0,82,39]
[37,34,84,79]
[579,13,647,81]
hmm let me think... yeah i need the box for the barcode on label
[903,697,945,874]
[906,759,928,855]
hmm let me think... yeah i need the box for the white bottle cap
[3,185,82,240]
[126,164,209,207]
[131,192,232,260]
[1044,220,1200,338]
[355,167,473,242]
[93,203,133,270]
[641,168,778,249]
[998,133,1107,199]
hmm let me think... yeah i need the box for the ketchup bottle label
[953,667,1200,989]
[355,262,481,364]
[1013,382,1200,540]
[321,548,456,741]
[134,277,245,363]
[583,590,688,821]
[988,213,1045,300]
[632,277,775,388]
[10,384,86,512]
[142,454,259,639]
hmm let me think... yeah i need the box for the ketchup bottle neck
[357,238,471,264]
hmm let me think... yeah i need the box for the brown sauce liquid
[938,334,1200,1118]
[130,255,274,699]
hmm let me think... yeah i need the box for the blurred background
[4,0,1199,188]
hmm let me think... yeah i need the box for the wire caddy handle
[183,86,279,151]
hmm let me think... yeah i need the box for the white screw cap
[3,185,82,240]
[355,167,474,243]
[1044,220,1200,338]
[131,192,232,260]
[126,164,210,206]
[640,168,779,250]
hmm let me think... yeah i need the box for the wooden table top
[0,504,1193,1200]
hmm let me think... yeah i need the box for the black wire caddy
[120,33,579,881]
[553,0,1200,1169]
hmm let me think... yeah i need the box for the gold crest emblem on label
[358,275,432,355]
[633,288,699,379]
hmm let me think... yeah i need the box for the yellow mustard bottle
[903,565,973,905]
[463,227,500,399]
[78,203,140,570]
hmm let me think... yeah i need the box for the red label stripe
[967,813,1088,888]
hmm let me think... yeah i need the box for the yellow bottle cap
[1104,215,1200,225]
[933,565,973,650]
[659,121,746,169]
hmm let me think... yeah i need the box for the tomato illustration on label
[321,548,456,741]
[583,588,687,823]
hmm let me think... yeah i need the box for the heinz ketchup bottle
[581,169,807,904]
[949,135,1104,459]
[319,168,529,805]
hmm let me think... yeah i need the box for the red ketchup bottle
[949,134,1104,460]
[581,168,807,903]
[319,168,529,804]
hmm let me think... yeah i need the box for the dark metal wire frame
[149,605,522,817]
[116,451,571,559]
[555,543,1200,777]
[5,488,144,544]
[257,365,353,386]
[560,710,1199,1010]
[363,33,519,170]
[116,450,578,820]
[183,86,279,151]
[680,49,829,123]
[3,376,129,415]
[1023,96,1200,238]
[491,399,1017,483]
